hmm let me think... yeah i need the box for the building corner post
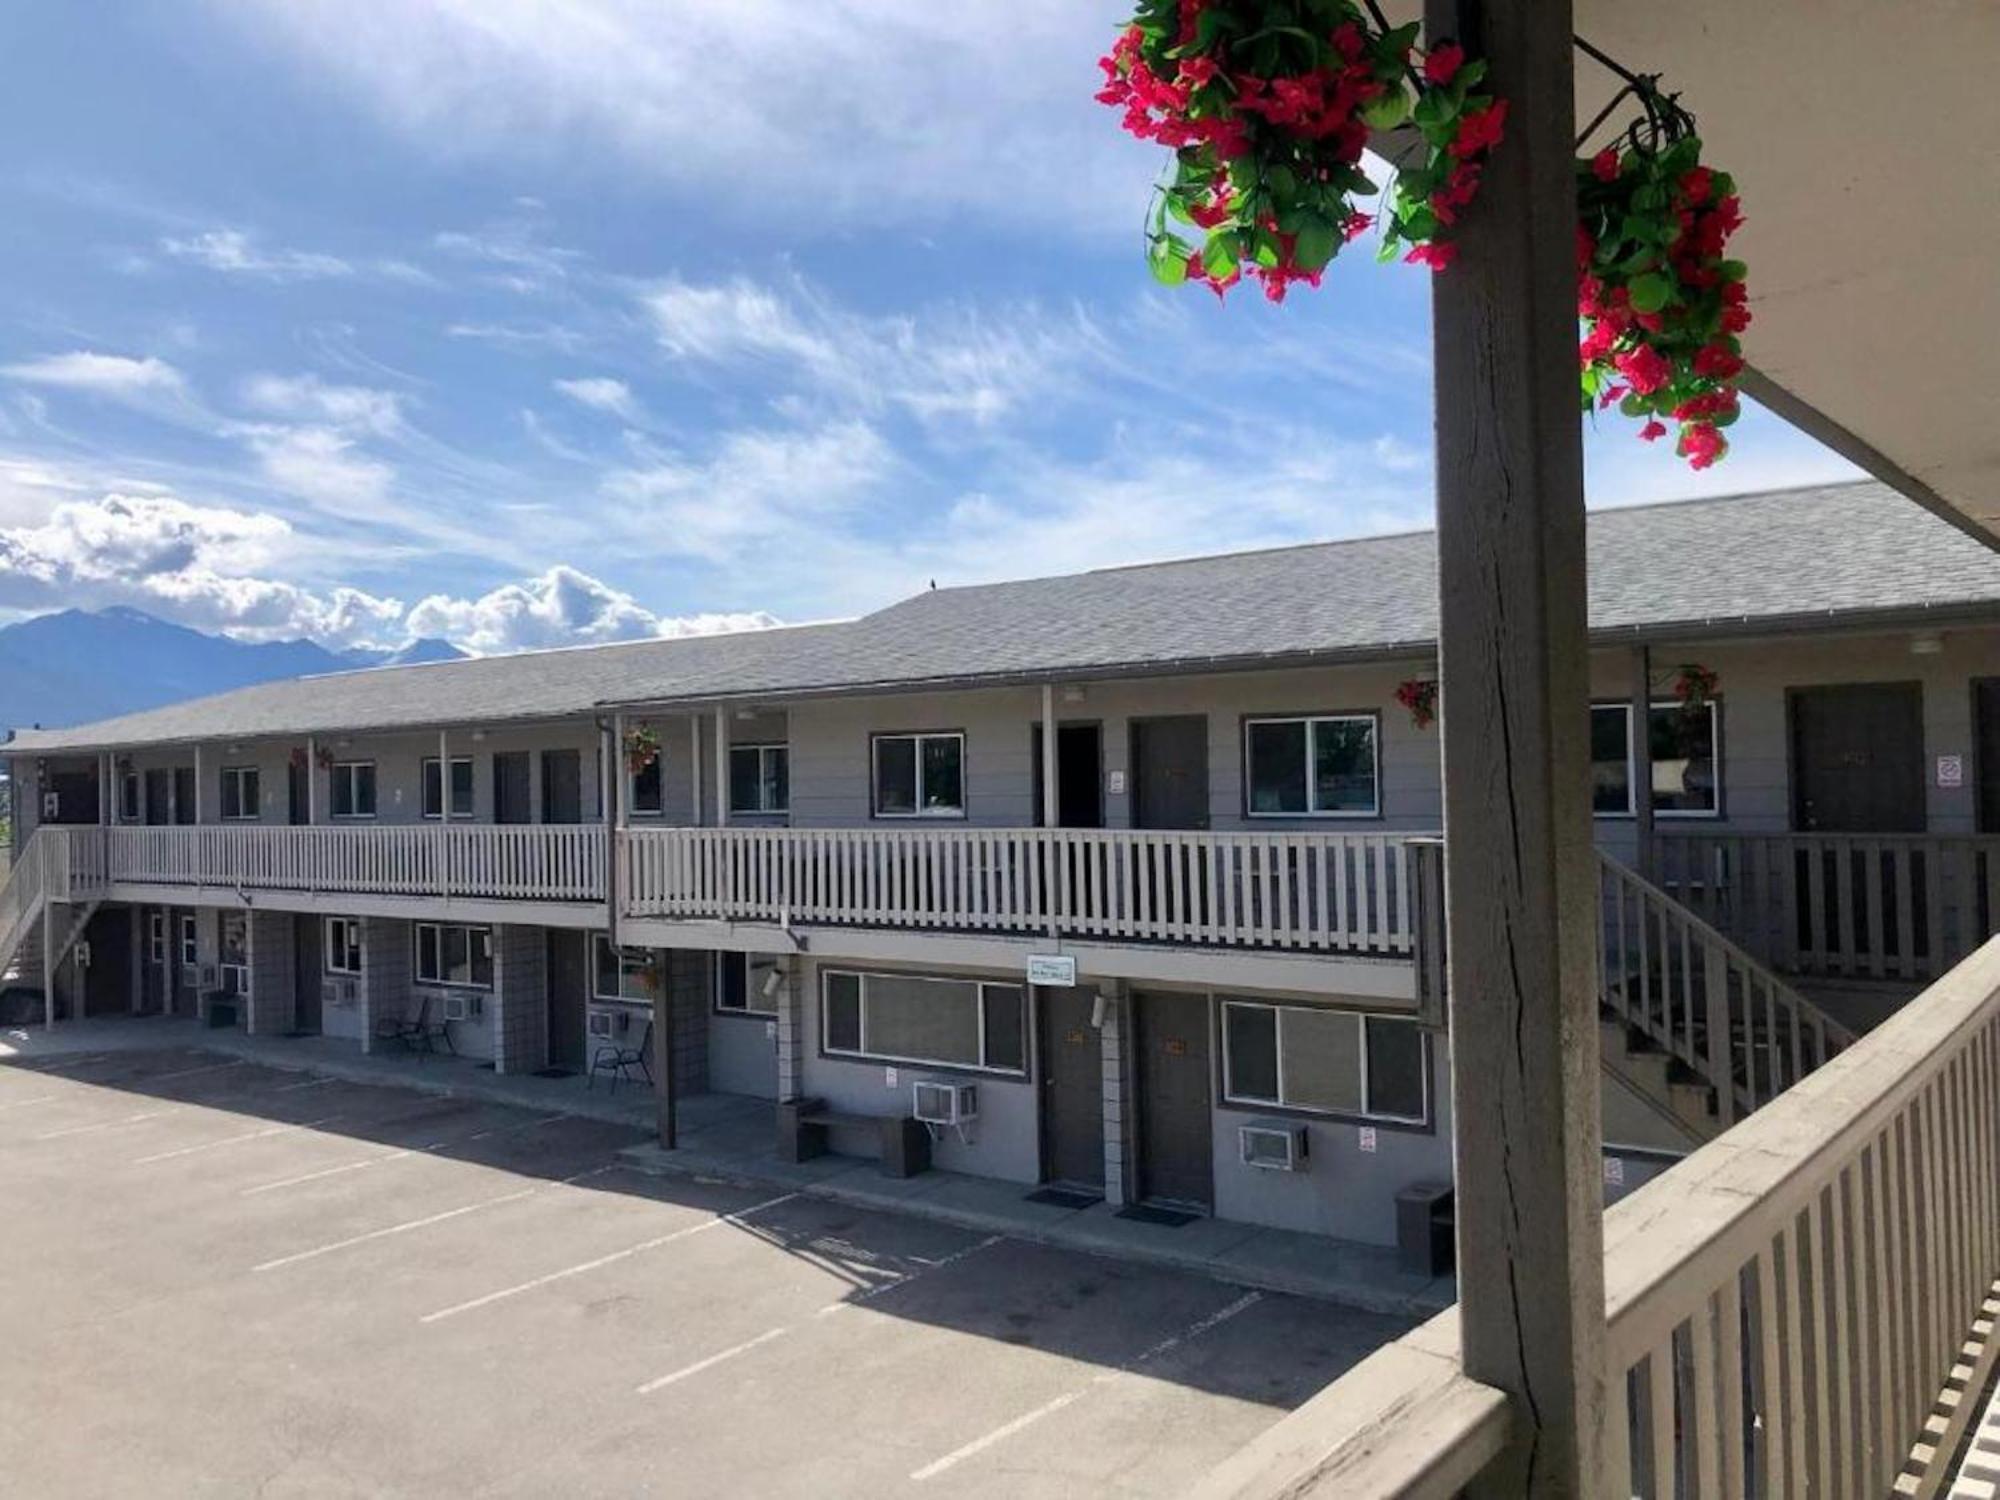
[1426,0,1606,1492]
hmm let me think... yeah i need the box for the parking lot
[0,1045,1407,1498]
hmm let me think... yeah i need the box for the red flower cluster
[1098,0,1491,301]
[1395,678,1439,730]
[1577,136,1750,469]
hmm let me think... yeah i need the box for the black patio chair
[373,993,423,1052]
[410,991,457,1058]
[588,1019,653,1094]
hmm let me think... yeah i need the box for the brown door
[44,769,99,825]
[288,759,310,826]
[172,767,196,824]
[1134,990,1213,1209]
[546,930,590,1071]
[1131,716,1209,830]
[1976,678,2000,835]
[541,750,583,825]
[493,751,532,824]
[292,914,323,1034]
[1790,683,1925,832]
[144,770,171,826]
[1039,988,1105,1189]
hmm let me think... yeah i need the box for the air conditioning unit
[321,977,358,1009]
[587,1006,625,1038]
[1239,1121,1309,1172]
[179,963,200,990]
[442,993,475,1023]
[912,1080,977,1127]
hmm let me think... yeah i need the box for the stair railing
[0,831,49,978]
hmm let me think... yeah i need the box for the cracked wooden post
[1426,0,1607,1491]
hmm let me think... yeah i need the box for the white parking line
[272,1076,339,1093]
[815,1234,1003,1319]
[32,1109,171,1142]
[240,1148,419,1196]
[132,1115,343,1165]
[0,1095,55,1112]
[419,1193,799,1324]
[146,1059,248,1084]
[251,1165,615,1273]
[633,1327,793,1395]
[909,1291,1263,1482]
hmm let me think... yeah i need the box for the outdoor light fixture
[1910,633,1944,655]
[759,967,784,1001]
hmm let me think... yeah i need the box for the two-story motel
[6,480,1999,1251]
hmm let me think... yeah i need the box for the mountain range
[0,607,465,735]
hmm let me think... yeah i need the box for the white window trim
[220,765,261,822]
[728,743,790,816]
[420,755,475,821]
[1220,999,1430,1125]
[819,968,1025,1076]
[1243,714,1382,819]
[413,922,494,991]
[178,915,197,968]
[1590,700,1723,821]
[714,950,780,1017]
[120,771,141,823]
[146,912,167,963]
[626,750,666,819]
[591,938,655,1003]
[870,732,967,820]
[329,760,378,821]
[324,916,363,976]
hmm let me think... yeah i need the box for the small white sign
[1027,953,1078,987]
[1603,1156,1625,1187]
[1106,770,1127,796]
[1357,1126,1378,1154]
[764,1020,777,1041]
[1938,754,1965,789]
[884,1067,898,1089]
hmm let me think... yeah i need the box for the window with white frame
[220,765,261,821]
[414,923,493,989]
[872,732,965,818]
[1221,999,1428,1123]
[1245,715,1379,816]
[119,770,141,822]
[627,749,664,817]
[330,761,377,819]
[178,913,197,969]
[728,744,789,815]
[716,951,781,1016]
[325,917,363,976]
[1589,701,1720,817]
[218,912,250,997]
[421,756,474,819]
[146,911,166,963]
[592,936,656,1002]
[820,969,1025,1074]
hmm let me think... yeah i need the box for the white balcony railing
[619,825,1424,955]
[73,825,606,904]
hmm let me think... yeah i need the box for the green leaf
[1628,273,1673,313]
[1202,233,1239,278]
[1251,224,1283,269]
[1147,235,1190,286]
[1717,259,1748,283]
[1293,216,1339,273]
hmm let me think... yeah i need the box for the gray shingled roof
[11,481,1998,754]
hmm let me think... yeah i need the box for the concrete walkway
[3,1016,1455,1319]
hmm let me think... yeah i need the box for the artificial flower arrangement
[1095,0,1503,301]
[624,725,662,777]
[1395,677,1439,730]
[1670,662,1719,717]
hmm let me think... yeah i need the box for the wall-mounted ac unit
[179,964,200,990]
[912,1080,977,1127]
[1239,1121,1309,1172]
[587,1007,625,1038]
[321,977,358,1009]
[442,993,474,1023]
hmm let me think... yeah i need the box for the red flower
[1449,99,1508,158]
[1177,56,1219,89]
[1188,195,1234,230]
[1342,211,1374,241]
[1613,342,1671,395]
[1598,382,1629,410]
[1678,166,1714,205]
[1330,21,1366,62]
[1423,43,1464,86]
[1576,225,1597,269]
[1639,419,1668,442]
[1591,148,1620,182]
[1680,421,1728,470]
[1720,303,1753,335]
[1404,241,1459,271]
[1692,343,1744,380]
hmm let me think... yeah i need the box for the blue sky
[0,2,1860,654]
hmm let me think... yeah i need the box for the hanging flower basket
[1576,78,1748,469]
[1394,677,1439,730]
[1668,662,1719,729]
[314,744,335,771]
[1095,1,1504,300]
[624,725,662,778]
[289,746,308,772]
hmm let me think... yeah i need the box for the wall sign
[1027,953,1078,987]
[1603,1156,1625,1187]
[1938,754,1965,789]
[1106,770,1127,796]
[1357,1127,1378,1154]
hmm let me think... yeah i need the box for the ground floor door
[80,910,132,1018]
[546,930,589,1071]
[1038,987,1105,1190]
[292,914,323,1034]
[138,909,168,1014]
[494,751,532,824]
[1133,990,1213,1209]
[1789,682,1926,832]
[541,750,583,825]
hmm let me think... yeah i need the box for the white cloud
[242,426,395,510]
[553,376,637,421]
[404,564,777,654]
[242,374,405,436]
[1,351,188,400]
[160,228,352,280]
[206,1,1150,232]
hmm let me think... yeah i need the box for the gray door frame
[1133,989,1214,1209]
[1038,986,1106,1189]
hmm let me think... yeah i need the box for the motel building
[4,480,1999,1261]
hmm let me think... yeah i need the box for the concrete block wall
[247,909,295,1036]
[361,917,412,1054]
[1100,985,1133,1209]
[775,955,804,1102]
[665,949,708,1094]
[494,924,549,1076]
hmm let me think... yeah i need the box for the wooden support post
[1426,0,1605,1492]
[306,737,318,824]
[714,711,729,828]
[1041,684,1059,828]
[653,951,677,1149]
[1631,645,1654,879]
[41,903,55,1028]
[689,715,704,825]
[193,744,204,825]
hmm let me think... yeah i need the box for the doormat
[532,1067,578,1079]
[1025,1186,1103,1211]
[475,1062,497,1072]
[1115,1203,1203,1228]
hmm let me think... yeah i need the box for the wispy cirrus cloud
[552,376,638,421]
[1,351,188,400]
[157,228,433,285]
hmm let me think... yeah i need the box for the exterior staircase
[0,830,102,1023]
[1595,851,1858,1146]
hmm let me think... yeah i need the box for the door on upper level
[42,769,99,825]
[1031,723,1105,829]
[143,769,171,826]
[541,749,583,825]
[493,751,532,825]
[1130,716,1208,831]
[172,767,196,825]
[1790,683,1925,832]
[287,759,310,826]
